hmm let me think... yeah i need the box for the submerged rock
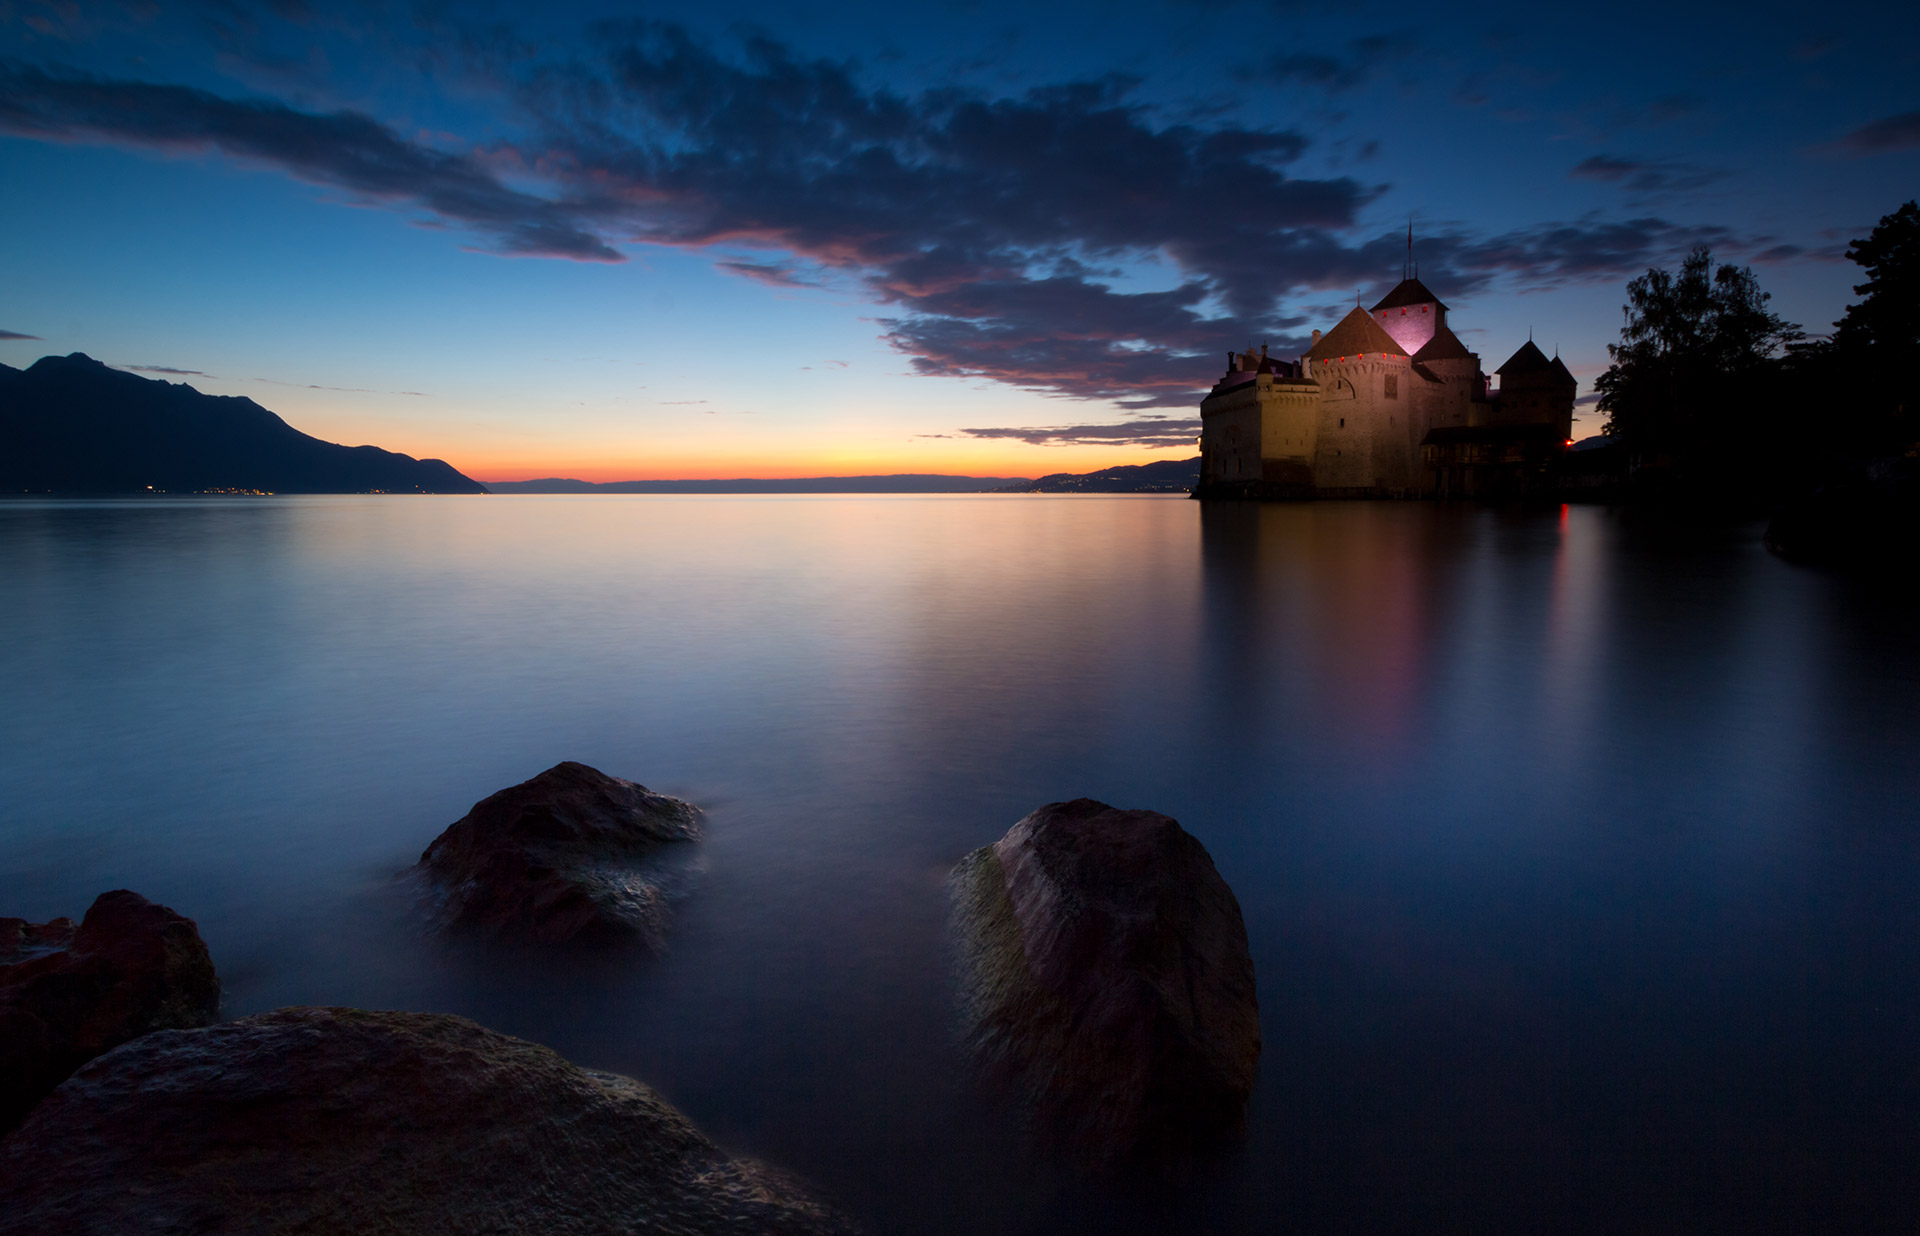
[950,799,1260,1162]
[0,1006,856,1235]
[0,890,220,1136]
[412,761,703,946]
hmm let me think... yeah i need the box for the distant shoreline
[480,475,1028,494]
[485,457,1202,495]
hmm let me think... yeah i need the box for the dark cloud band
[0,60,620,261]
[0,27,1777,421]
[1838,110,1920,155]
[956,419,1202,448]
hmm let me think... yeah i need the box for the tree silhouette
[1833,200,1920,360]
[1596,248,1799,467]
[1763,204,1920,562]
[1591,204,1918,537]
[1794,200,1920,454]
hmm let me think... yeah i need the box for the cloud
[1453,80,1490,107]
[1570,155,1639,180]
[1570,154,1726,196]
[1836,110,1920,155]
[498,23,1385,406]
[505,27,1771,408]
[0,32,1374,414]
[955,418,1202,448]
[120,364,209,375]
[253,377,371,391]
[1260,33,1419,93]
[1646,94,1702,124]
[0,60,622,260]
[1439,217,1742,286]
[880,274,1263,408]
[659,398,707,404]
[716,259,824,288]
[0,26,1776,419]
[0,329,43,340]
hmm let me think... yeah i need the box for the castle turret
[1493,341,1577,438]
[1304,308,1417,492]
[1408,320,1482,433]
[1370,278,1448,356]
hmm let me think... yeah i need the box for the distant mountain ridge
[486,459,1200,495]
[996,457,1199,493]
[483,475,1031,494]
[0,354,484,494]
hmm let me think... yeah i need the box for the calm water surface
[2,495,1916,1233]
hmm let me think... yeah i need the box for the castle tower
[1405,318,1483,433]
[1303,307,1415,492]
[1493,341,1578,438]
[1371,277,1448,356]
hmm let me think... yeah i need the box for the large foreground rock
[0,890,219,1136]
[950,799,1260,1162]
[0,1006,856,1235]
[413,761,703,946]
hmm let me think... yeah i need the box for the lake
[2,494,1916,1233]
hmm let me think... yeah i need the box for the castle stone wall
[1258,383,1320,480]
[1199,381,1264,483]
[1309,356,1420,492]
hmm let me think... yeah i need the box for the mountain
[483,475,1031,494]
[995,457,1200,493]
[0,354,484,494]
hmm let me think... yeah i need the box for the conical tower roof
[1371,277,1449,313]
[1307,306,1407,362]
[1411,321,1472,362]
[1495,340,1553,375]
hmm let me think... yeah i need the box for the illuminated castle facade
[1196,277,1577,498]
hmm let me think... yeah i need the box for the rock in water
[950,799,1260,1162]
[413,761,703,946]
[0,890,220,1136]
[0,1007,856,1235]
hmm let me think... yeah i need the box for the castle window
[1385,374,1398,399]
[1339,417,1345,428]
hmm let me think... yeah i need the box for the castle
[1195,275,1577,498]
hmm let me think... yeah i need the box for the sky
[1,0,1916,481]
